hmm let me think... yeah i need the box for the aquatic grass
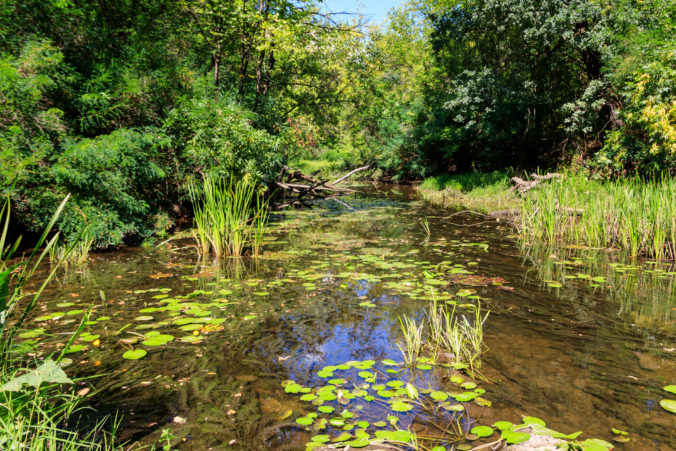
[398,300,489,372]
[519,172,676,259]
[397,315,424,367]
[425,301,488,371]
[49,230,95,266]
[188,174,270,258]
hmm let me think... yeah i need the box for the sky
[321,0,404,24]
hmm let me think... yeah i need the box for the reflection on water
[21,189,676,449]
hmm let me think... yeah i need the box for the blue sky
[321,0,404,24]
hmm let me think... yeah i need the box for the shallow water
[22,188,676,450]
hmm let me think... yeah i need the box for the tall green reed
[519,172,676,259]
[188,174,269,258]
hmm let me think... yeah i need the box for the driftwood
[273,164,371,208]
[510,173,563,194]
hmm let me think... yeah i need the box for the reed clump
[188,174,269,258]
[397,301,489,371]
[519,173,676,260]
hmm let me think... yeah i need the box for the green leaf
[0,360,72,392]
[471,426,493,437]
[659,399,676,413]
[577,438,614,451]
[122,349,147,360]
[310,435,329,443]
[501,430,530,444]
[296,416,314,426]
[522,416,546,426]
[663,385,676,395]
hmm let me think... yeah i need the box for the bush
[15,128,171,248]
[166,94,283,184]
[596,50,676,174]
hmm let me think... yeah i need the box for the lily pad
[471,426,493,438]
[660,399,676,413]
[501,430,530,444]
[122,349,147,360]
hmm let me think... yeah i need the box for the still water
[24,188,675,450]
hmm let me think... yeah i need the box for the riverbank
[416,171,519,214]
[417,171,676,260]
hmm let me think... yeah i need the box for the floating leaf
[390,401,413,412]
[523,416,546,426]
[663,385,676,395]
[577,439,613,451]
[493,421,514,430]
[310,435,330,443]
[332,432,352,442]
[318,406,334,414]
[501,430,530,444]
[471,426,493,438]
[430,391,448,401]
[344,438,370,448]
[659,399,676,413]
[296,416,314,426]
[122,349,147,360]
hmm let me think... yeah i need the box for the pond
[21,187,675,450]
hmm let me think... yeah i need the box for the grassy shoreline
[417,171,676,260]
[416,171,519,213]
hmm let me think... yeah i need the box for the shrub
[15,128,171,248]
[166,94,283,184]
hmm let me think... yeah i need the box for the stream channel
[23,187,675,450]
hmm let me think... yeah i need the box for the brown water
[22,188,675,450]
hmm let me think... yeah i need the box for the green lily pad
[296,416,314,426]
[660,399,676,413]
[501,430,530,444]
[493,421,514,430]
[310,435,330,443]
[471,426,493,438]
[523,416,546,426]
[122,349,147,360]
[430,391,448,401]
[390,400,413,412]
[663,385,676,395]
[344,438,370,448]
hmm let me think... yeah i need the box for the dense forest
[2,0,674,248]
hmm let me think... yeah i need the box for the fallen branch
[510,173,563,194]
[274,164,366,204]
[330,164,371,186]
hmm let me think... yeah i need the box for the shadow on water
[21,187,675,449]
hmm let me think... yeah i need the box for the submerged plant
[188,174,270,258]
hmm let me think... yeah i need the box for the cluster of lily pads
[282,358,616,451]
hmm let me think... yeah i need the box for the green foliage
[167,94,282,183]
[597,49,676,173]
[18,128,171,248]
[0,40,67,189]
